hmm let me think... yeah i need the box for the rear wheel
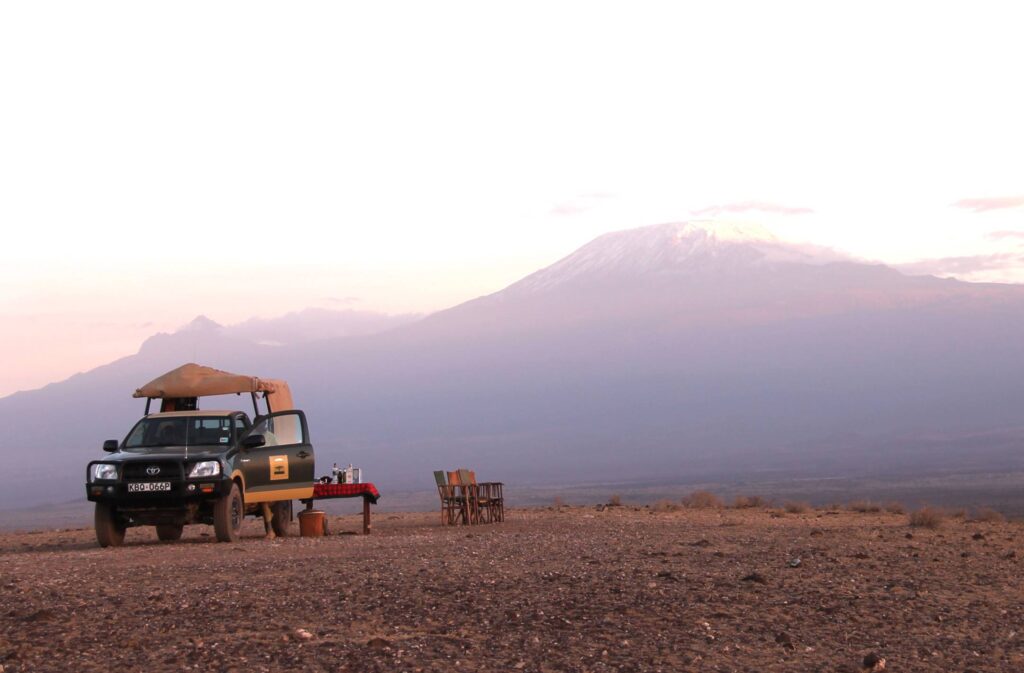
[214,482,244,542]
[270,500,292,538]
[156,524,184,541]
[95,502,126,548]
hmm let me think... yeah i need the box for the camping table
[302,483,381,535]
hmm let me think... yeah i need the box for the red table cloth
[312,482,380,503]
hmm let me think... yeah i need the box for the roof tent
[133,363,293,415]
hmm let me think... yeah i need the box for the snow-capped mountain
[3,220,1024,510]
[509,221,848,294]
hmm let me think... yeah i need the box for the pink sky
[1,1,1022,397]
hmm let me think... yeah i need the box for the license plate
[128,482,171,493]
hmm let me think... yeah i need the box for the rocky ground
[0,505,1021,672]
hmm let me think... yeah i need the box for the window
[125,416,234,448]
[249,412,305,447]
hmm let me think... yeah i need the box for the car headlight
[188,461,221,478]
[91,464,118,481]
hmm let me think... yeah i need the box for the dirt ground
[0,505,1021,673]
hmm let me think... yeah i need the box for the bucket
[298,509,325,537]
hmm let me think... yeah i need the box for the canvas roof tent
[133,363,293,414]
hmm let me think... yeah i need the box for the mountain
[3,221,1024,509]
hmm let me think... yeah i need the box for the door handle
[296,451,310,459]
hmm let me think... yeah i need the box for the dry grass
[909,507,945,529]
[652,499,682,513]
[732,495,767,509]
[783,501,810,514]
[884,501,905,514]
[552,496,565,509]
[847,500,881,513]
[681,490,724,509]
[607,494,622,507]
[949,508,967,520]
[970,507,1005,523]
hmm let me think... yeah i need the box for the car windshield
[125,417,234,448]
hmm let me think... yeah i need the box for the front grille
[123,461,184,481]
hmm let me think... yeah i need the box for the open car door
[238,410,315,502]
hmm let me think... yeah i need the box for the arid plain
[1,504,1022,672]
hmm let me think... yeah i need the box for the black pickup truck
[86,408,315,546]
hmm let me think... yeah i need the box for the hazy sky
[1,1,1022,396]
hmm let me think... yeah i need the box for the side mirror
[242,434,266,450]
[103,440,119,453]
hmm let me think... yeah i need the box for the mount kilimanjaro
[3,221,1024,509]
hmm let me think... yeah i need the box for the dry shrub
[949,508,967,520]
[552,496,565,508]
[608,494,622,507]
[884,501,905,514]
[909,507,945,529]
[971,507,1004,523]
[847,500,881,513]
[733,495,767,509]
[682,490,723,509]
[783,501,810,514]
[652,499,682,513]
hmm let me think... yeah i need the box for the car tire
[271,500,291,538]
[156,524,184,541]
[214,482,244,542]
[95,502,126,548]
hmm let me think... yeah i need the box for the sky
[1,1,1022,397]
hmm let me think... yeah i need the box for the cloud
[987,230,1024,240]
[549,192,616,217]
[322,296,360,305]
[549,203,589,216]
[690,201,814,217]
[896,253,1024,276]
[951,196,1024,213]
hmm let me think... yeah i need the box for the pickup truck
[85,364,315,546]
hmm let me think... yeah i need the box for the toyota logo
[146,466,161,476]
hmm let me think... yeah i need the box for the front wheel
[95,502,126,548]
[213,482,244,542]
[156,524,184,541]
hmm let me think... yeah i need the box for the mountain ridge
[2,221,1024,509]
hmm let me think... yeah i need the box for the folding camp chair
[457,468,482,524]
[485,481,505,522]
[447,470,465,525]
[434,470,460,525]
[467,470,494,524]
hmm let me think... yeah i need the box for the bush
[682,490,723,509]
[552,496,565,508]
[949,508,967,520]
[783,501,810,514]
[884,501,905,514]
[733,495,767,509]
[971,507,1004,523]
[652,499,682,513]
[848,500,881,513]
[608,494,622,507]
[909,507,945,529]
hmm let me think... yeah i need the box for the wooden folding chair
[457,468,480,524]
[489,481,504,522]
[434,470,458,525]
[468,470,493,524]
[448,470,471,525]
